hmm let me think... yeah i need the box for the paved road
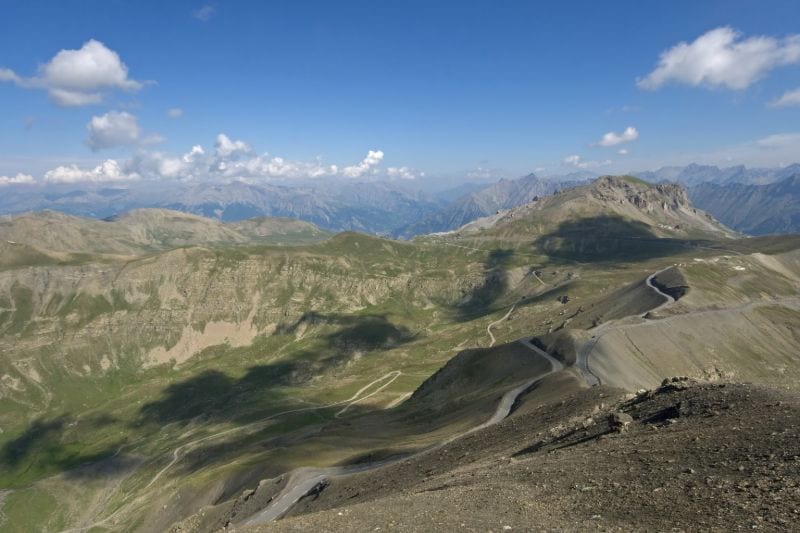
[644,267,676,316]
[242,337,564,526]
[574,266,679,388]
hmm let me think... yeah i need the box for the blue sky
[2,0,800,185]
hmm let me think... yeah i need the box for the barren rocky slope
[246,377,800,532]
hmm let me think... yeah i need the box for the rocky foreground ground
[220,372,800,532]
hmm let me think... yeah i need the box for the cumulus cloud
[127,145,207,180]
[0,68,23,84]
[85,111,163,151]
[44,160,139,184]
[769,87,800,108]
[563,154,611,169]
[638,27,800,90]
[214,133,251,158]
[386,166,419,180]
[86,111,140,150]
[38,134,399,184]
[0,173,35,186]
[618,148,629,155]
[0,40,143,106]
[341,150,385,178]
[167,107,184,118]
[596,126,639,147]
[212,154,339,180]
[152,143,388,181]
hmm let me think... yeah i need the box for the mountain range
[0,163,798,241]
[636,162,800,187]
[687,175,800,235]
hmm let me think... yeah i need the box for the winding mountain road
[644,268,677,315]
[242,334,564,526]
[61,268,682,531]
[574,266,678,387]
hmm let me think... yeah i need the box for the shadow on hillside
[2,416,71,467]
[533,215,688,263]
[454,249,514,321]
[135,364,299,427]
[2,313,415,484]
[137,313,415,429]
[1,414,125,482]
[135,314,417,478]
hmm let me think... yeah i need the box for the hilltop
[394,173,580,239]
[0,208,330,256]
[430,176,736,269]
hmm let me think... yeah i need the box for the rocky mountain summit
[591,175,690,211]
[452,175,734,243]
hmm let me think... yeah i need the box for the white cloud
[638,27,800,90]
[596,126,639,147]
[129,145,208,180]
[85,111,163,151]
[386,166,418,180]
[44,160,138,183]
[39,134,399,183]
[86,111,140,150]
[193,4,216,21]
[342,150,384,178]
[618,148,629,155]
[0,40,143,106]
[213,154,339,180]
[214,133,251,158]
[754,132,800,149]
[769,87,800,108]
[127,139,341,181]
[563,154,612,169]
[0,173,35,186]
[167,107,184,118]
